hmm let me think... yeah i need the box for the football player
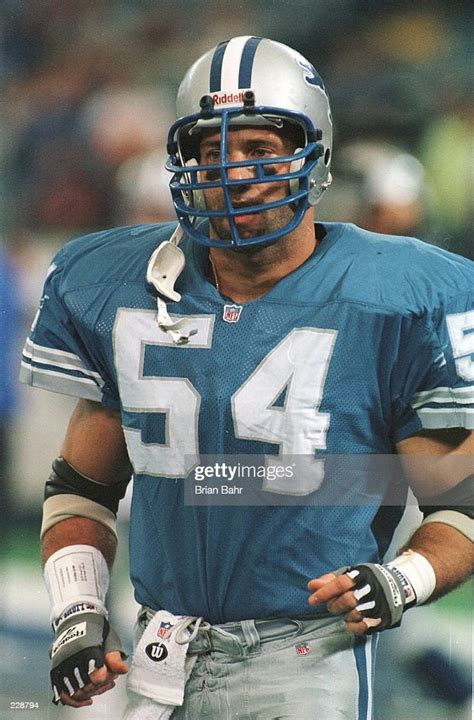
[21,37,473,719]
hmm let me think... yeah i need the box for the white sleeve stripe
[19,363,103,401]
[412,396,474,408]
[412,386,474,400]
[24,337,85,362]
[25,336,79,358]
[416,407,474,429]
[20,360,103,387]
[22,351,103,381]
[23,339,103,380]
[411,386,474,408]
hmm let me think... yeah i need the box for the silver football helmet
[166,36,333,247]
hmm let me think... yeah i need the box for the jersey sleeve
[391,294,474,442]
[19,249,117,407]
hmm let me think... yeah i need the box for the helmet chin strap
[146,225,197,345]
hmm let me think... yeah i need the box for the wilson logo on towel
[145,642,168,662]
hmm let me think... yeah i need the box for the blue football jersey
[21,222,474,623]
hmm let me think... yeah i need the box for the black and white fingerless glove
[50,602,125,704]
[339,550,436,633]
[44,544,126,704]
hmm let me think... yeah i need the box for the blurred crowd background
[0,1,472,719]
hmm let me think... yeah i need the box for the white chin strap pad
[146,226,198,345]
[146,229,185,302]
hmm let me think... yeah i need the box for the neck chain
[208,254,220,291]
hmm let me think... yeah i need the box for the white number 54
[114,309,337,493]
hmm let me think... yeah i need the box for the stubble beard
[209,204,295,253]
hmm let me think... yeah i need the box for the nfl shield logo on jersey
[223,304,243,323]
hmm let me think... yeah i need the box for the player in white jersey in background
[21,36,473,719]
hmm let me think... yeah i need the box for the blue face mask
[166,104,324,249]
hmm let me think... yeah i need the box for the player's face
[198,126,297,242]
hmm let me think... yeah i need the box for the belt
[139,608,340,657]
[188,618,304,655]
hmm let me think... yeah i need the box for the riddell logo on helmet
[212,90,249,106]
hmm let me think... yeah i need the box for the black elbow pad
[44,457,130,516]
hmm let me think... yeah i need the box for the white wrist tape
[387,550,436,605]
[44,544,110,623]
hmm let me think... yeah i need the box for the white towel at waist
[124,609,208,719]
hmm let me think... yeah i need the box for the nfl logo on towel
[223,304,243,323]
[157,621,173,640]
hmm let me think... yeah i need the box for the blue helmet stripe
[238,36,262,88]
[209,40,229,92]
